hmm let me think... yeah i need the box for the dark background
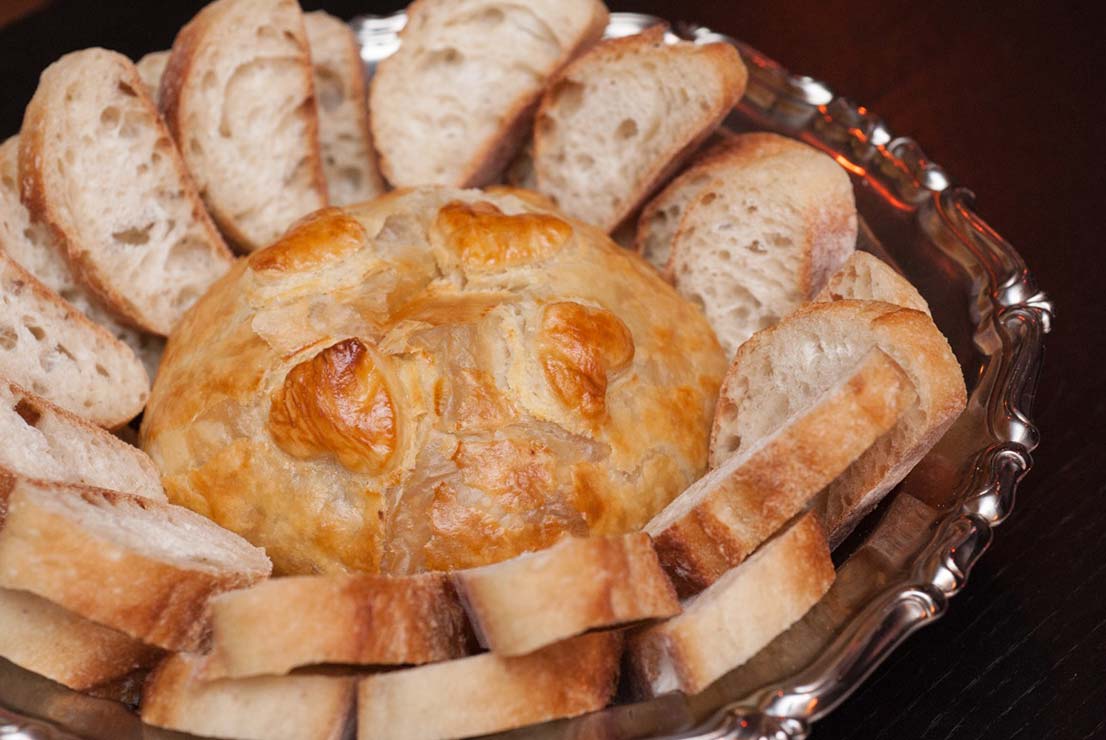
[1,0,1103,738]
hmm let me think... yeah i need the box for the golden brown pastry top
[141,187,726,575]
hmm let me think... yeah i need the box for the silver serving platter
[0,11,1053,740]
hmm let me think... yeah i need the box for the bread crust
[454,532,679,656]
[627,513,834,697]
[357,631,622,740]
[19,48,233,336]
[647,349,911,596]
[816,251,932,316]
[203,572,471,679]
[0,477,271,651]
[533,26,748,233]
[160,0,328,252]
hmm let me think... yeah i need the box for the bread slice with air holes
[202,572,470,680]
[19,48,235,336]
[645,348,911,596]
[0,477,271,651]
[160,0,329,252]
[710,300,966,548]
[0,135,164,378]
[357,631,622,740]
[453,533,679,657]
[816,250,932,315]
[0,251,148,428]
[135,50,170,100]
[633,128,739,274]
[663,132,857,356]
[142,652,355,740]
[0,380,164,499]
[531,26,747,233]
[304,10,385,206]
[370,0,609,189]
[0,587,162,692]
[627,512,834,697]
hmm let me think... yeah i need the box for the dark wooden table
[1,1,1101,738]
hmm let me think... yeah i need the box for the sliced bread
[370,0,609,188]
[0,250,148,428]
[816,250,932,315]
[646,348,910,596]
[627,512,834,697]
[0,380,164,499]
[142,652,354,740]
[0,135,164,377]
[202,572,470,679]
[532,27,747,232]
[710,300,967,547]
[664,132,857,356]
[0,477,271,651]
[19,48,235,336]
[160,0,329,251]
[135,50,170,100]
[304,10,385,205]
[0,587,161,691]
[633,128,739,272]
[453,533,679,656]
[357,631,622,740]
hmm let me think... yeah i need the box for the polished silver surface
[2,11,1051,740]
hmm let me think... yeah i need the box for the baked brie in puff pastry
[141,187,725,574]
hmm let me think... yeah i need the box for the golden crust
[141,187,726,575]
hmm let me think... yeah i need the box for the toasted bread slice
[646,349,910,596]
[161,0,329,251]
[20,48,234,336]
[370,0,609,188]
[0,135,164,377]
[203,573,469,679]
[816,251,932,315]
[633,128,739,272]
[0,478,271,651]
[0,587,161,691]
[532,27,747,232]
[627,512,834,697]
[357,631,622,740]
[710,300,967,547]
[454,533,678,656]
[663,133,857,355]
[304,11,385,206]
[0,251,148,428]
[142,652,354,740]
[0,381,164,499]
[135,50,170,100]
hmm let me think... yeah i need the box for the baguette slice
[0,587,161,691]
[816,251,932,315]
[0,250,148,427]
[646,349,910,596]
[357,631,622,740]
[0,135,164,377]
[304,11,385,206]
[0,381,164,499]
[532,27,747,232]
[0,478,271,651]
[161,0,329,252]
[370,0,609,188]
[135,50,170,100]
[664,133,857,356]
[633,129,739,272]
[142,652,354,740]
[627,512,834,697]
[710,300,967,547]
[454,533,679,656]
[203,573,470,680]
[20,48,235,336]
